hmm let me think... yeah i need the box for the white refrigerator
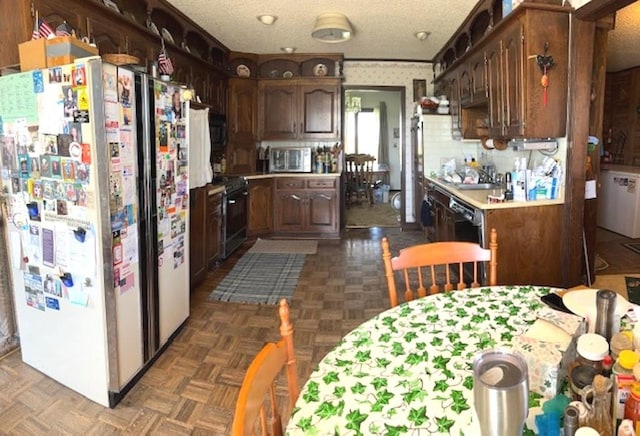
[0,57,190,407]
[598,168,640,238]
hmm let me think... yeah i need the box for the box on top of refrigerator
[18,36,98,71]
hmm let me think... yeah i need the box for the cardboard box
[511,307,586,398]
[18,36,99,71]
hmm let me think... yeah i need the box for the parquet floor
[0,227,425,435]
[1,226,636,435]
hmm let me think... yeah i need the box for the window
[344,109,379,159]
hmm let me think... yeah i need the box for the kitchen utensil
[473,348,529,436]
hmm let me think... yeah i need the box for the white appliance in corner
[598,168,640,238]
[0,58,190,407]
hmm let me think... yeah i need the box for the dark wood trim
[574,0,636,20]
[563,16,596,287]
[584,24,610,284]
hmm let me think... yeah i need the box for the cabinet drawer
[307,178,336,189]
[276,178,306,190]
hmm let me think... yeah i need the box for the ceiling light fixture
[415,31,430,41]
[311,12,353,43]
[281,47,296,54]
[257,15,277,25]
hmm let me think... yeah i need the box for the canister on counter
[576,333,609,373]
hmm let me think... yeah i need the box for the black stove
[214,176,248,259]
[213,176,248,195]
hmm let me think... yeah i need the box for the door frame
[342,86,406,226]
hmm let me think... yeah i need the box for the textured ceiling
[607,1,640,72]
[165,0,638,69]
[164,0,478,61]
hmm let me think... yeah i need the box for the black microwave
[209,112,227,150]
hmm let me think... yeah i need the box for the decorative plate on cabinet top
[161,28,174,44]
[282,70,293,79]
[146,19,160,35]
[236,64,250,77]
[313,63,328,76]
[181,42,191,53]
[269,69,280,78]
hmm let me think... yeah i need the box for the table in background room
[286,285,567,435]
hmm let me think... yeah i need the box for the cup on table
[473,348,529,436]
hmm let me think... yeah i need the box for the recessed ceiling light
[415,31,430,41]
[257,15,278,25]
[281,47,296,54]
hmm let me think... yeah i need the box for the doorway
[343,86,405,227]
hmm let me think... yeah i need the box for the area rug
[623,242,640,256]
[208,253,306,304]
[595,254,609,271]
[247,238,317,254]
[346,202,400,228]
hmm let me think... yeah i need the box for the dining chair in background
[381,228,498,307]
[232,299,300,436]
[345,154,376,207]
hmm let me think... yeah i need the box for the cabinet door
[228,78,257,143]
[486,44,503,136]
[306,191,338,233]
[206,192,222,269]
[448,76,462,140]
[459,69,472,107]
[299,83,340,139]
[189,187,207,288]
[274,191,305,231]
[228,141,255,175]
[502,23,525,138]
[248,178,273,236]
[470,55,488,104]
[260,83,297,140]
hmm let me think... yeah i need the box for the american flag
[31,18,55,40]
[158,50,174,76]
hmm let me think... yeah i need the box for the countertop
[601,164,640,176]
[205,173,340,194]
[245,172,340,180]
[425,176,565,210]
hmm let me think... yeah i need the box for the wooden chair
[232,299,300,436]
[345,154,376,206]
[381,228,498,307]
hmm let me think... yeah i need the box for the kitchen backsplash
[422,114,567,181]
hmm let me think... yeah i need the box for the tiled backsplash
[422,114,567,181]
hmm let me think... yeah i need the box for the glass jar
[577,333,609,372]
[611,331,634,360]
[624,370,640,433]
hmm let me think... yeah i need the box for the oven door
[222,188,248,259]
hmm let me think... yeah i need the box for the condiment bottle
[577,333,609,373]
[582,374,613,436]
[614,350,640,376]
[624,363,640,434]
[602,355,613,378]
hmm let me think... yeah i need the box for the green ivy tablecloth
[287,285,560,435]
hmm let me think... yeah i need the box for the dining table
[286,285,570,435]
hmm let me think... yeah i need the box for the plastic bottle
[220,153,227,174]
[624,363,640,434]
